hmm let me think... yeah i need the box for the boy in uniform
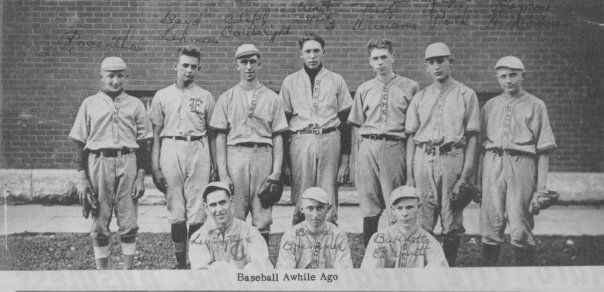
[210,44,288,243]
[479,56,556,266]
[280,33,353,225]
[276,187,352,269]
[348,37,419,246]
[69,56,152,269]
[149,46,216,269]
[361,186,449,268]
[405,42,480,266]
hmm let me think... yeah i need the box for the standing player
[276,187,352,269]
[348,37,419,246]
[189,181,273,270]
[69,56,152,269]
[210,44,288,244]
[280,33,353,225]
[405,42,480,266]
[479,56,556,266]
[149,46,216,269]
[361,186,448,268]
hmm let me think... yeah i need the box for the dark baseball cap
[202,181,232,201]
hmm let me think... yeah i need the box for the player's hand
[131,174,145,200]
[452,178,468,196]
[152,169,168,194]
[281,163,292,186]
[222,176,234,194]
[76,178,98,219]
[337,155,350,185]
[405,177,416,187]
[209,168,220,182]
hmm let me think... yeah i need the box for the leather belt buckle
[311,128,322,134]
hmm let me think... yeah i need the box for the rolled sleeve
[209,92,230,131]
[405,92,421,134]
[535,102,557,152]
[135,101,153,141]
[68,100,90,144]
[271,98,289,133]
[279,80,293,114]
[347,89,365,127]
[337,76,353,112]
[464,90,481,133]
[333,232,353,269]
[148,92,164,127]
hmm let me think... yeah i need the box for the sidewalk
[2,204,603,236]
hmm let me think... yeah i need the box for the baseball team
[69,32,557,270]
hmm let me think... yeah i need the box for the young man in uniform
[149,46,216,269]
[361,186,448,268]
[479,56,556,266]
[69,56,152,269]
[348,37,419,247]
[276,187,352,269]
[405,42,480,266]
[280,33,353,226]
[210,44,288,244]
[189,181,273,270]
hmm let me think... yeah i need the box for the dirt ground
[1,233,603,270]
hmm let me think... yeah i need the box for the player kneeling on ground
[361,186,448,268]
[69,56,152,269]
[189,182,273,270]
[276,187,352,269]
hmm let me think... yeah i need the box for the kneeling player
[361,186,448,268]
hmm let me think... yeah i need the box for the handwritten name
[351,1,417,31]
[58,28,143,53]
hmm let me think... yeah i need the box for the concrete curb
[1,169,603,205]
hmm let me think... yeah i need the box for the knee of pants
[92,235,110,247]
[120,229,137,244]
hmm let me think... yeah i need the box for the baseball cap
[424,42,451,59]
[390,186,419,205]
[300,187,330,204]
[494,56,524,71]
[203,181,232,201]
[100,56,127,71]
[235,44,260,59]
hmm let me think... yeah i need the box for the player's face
[425,56,452,82]
[205,190,233,226]
[100,70,127,93]
[369,48,394,76]
[300,198,330,229]
[236,55,261,82]
[300,40,324,70]
[496,68,524,96]
[391,198,420,228]
[175,55,200,85]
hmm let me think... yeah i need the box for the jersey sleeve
[135,100,153,141]
[68,99,90,144]
[360,233,386,268]
[246,227,273,269]
[464,89,481,133]
[189,232,211,269]
[148,91,164,127]
[205,92,216,130]
[347,86,365,127]
[426,236,449,268]
[479,105,489,150]
[279,77,294,114]
[405,91,421,135]
[275,229,297,269]
[333,230,353,269]
[270,93,289,133]
[209,91,230,132]
[336,75,353,112]
[534,101,557,153]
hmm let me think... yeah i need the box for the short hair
[176,46,201,63]
[298,33,325,50]
[367,37,393,55]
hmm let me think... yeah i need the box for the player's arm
[189,236,212,269]
[247,230,273,269]
[208,129,218,181]
[275,230,297,269]
[426,237,449,268]
[405,135,416,186]
[150,124,167,191]
[269,134,283,181]
[337,109,351,184]
[360,234,384,268]
[215,132,231,186]
[132,140,149,199]
[459,132,478,183]
[333,231,353,269]
[536,152,550,193]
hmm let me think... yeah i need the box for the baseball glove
[528,190,559,215]
[257,178,284,209]
[152,173,168,194]
[451,182,482,210]
[79,186,99,219]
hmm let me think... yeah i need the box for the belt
[235,142,271,148]
[90,148,134,157]
[489,148,533,157]
[361,134,405,142]
[163,135,205,142]
[294,127,337,135]
[421,143,464,155]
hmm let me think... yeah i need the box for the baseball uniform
[280,67,353,224]
[480,92,556,248]
[276,221,352,269]
[348,75,419,226]
[361,225,448,268]
[69,90,152,253]
[149,83,215,225]
[405,79,480,239]
[210,84,288,233]
[188,217,273,269]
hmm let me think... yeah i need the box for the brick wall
[1,0,602,171]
